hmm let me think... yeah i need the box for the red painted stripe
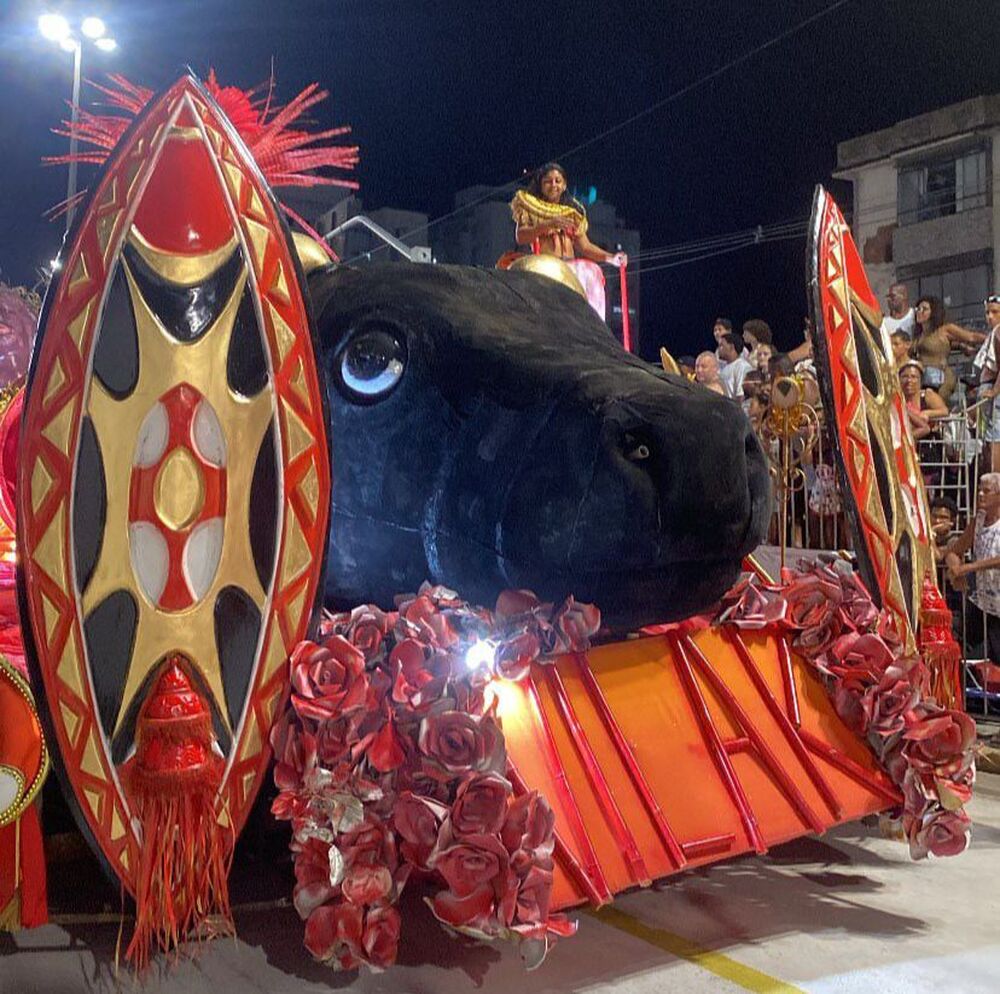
[683,636,827,835]
[669,637,767,854]
[523,677,612,903]
[545,665,650,887]
[572,653,687,871]
[726,629,843,819]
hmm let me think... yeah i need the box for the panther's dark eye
[336,321,406,402]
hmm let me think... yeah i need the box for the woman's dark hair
[742,319,773,346]
[527,161,584,211]
[916,295,947,332]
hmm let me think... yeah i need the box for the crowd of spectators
[672,288,1000,685]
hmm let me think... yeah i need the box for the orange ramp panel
[500,626,901,910]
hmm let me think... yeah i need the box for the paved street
[3,771,998,994]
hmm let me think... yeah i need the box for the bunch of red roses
[720,556,975,859]
[271,583,595,972]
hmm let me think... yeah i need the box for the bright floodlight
[95,37,117,52]
[38,13,71,41]
[58,36,78,53]
[464,640,496,673]
[81,17,106,39]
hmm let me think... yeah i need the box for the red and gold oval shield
[18,74,331,890]
[807,186,934,653]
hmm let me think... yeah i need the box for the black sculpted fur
[308,262,770,630]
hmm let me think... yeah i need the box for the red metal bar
[544,664,650,887]
[507,761,604,906]
[619,262,632,352]
[725,629,843,819]
[798,729,902,805]
[572,653,687,871]
[523,677,612,903]
[681,834,737,860]
[668,637,767,854]
[724,737,752,754]
[682,636,826,835]
[776,636,802,728]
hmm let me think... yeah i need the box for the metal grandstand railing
[761,363,997,716]
[918,393,998,716]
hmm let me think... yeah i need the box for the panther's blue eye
[337,321,406,402]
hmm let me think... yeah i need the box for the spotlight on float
[464,639,496,673]
[38,13,71,42]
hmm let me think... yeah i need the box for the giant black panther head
[308,262,770,631]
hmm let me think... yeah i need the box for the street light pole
[37,13,118,235]
[66,40,83,233]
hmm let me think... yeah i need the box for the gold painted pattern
[128,227,239,286]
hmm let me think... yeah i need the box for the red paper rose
[495,589,542,619]
[430,883,496,930]
[418,711,505,779]
[293,837,338,919]
[718,574,787,629]
[501,791,555,858]
[391,638,448,712]
[907,808,971,859]
[794,613,843,660]
[304,901,364,969]
[902,709,976,779]
[342,819,398,875]
[346,605,396,660]
[826,632,895,682]
[450,772,511,838]
[367,715,406,773]
[394,792,449,870]
[341,863,393,905]
[869,672,921,738]
[362,905,401,970]
[270,711,309,791]
[291,637,368,722]
[839,573,880,631]
[833,682,877,736]
[514,863,553,925]
[782,570,842,630]
[401,594,459,648]
[429,834,508,898]
[315,719,354,770]
[553,597,601,651]
[495,631,541,682]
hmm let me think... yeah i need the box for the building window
[897,146,989,225]
[905,262,992,327]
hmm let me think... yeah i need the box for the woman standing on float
[511,162,626,319]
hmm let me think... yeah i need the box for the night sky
[1,0,998,360]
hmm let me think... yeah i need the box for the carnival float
[0,71,974,973]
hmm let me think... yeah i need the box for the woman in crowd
[911,294,985,402]
[890,329,912,368]
[742,319,774,372]
[511,162,626,319]
[945,473,1000,663]
[973,295,1000,471]
[898,359,947,440]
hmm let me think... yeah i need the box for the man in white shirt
[881,283,916,337]
[718,333,754,400]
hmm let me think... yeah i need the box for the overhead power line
[632,229,808,277]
